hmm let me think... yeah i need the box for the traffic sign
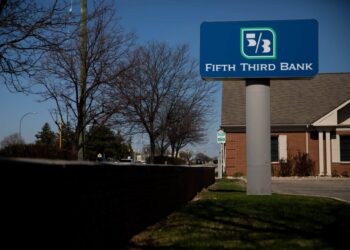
[217,130,226,144]
[200,19,318,79]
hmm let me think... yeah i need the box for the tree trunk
[149,137,156,164]
[170,144,175,158]
[175,144,182,158]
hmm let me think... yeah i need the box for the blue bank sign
[200,19,318,79]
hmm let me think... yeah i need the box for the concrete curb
[272,176,350,181]
[222,177,350,203]
[271,191,350,204]
[225,176,350,181]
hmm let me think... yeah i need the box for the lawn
[129,179,350,249]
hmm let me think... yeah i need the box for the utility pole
[78,0,87,160]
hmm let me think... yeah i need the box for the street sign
[200,19,318,79]
[217,130,226,144]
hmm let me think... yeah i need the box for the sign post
[200,19,318,195]
[246,78,271,194]
[217,129,226,178]
[217,129,226,144]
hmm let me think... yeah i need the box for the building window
[340,136,350,161]
[271,136,279,162]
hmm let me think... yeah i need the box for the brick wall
[0,158,215,249]
[225,133,246,176]
[225,132,321,176]
[331,163,350,176]
[308,131,320,174]
[281,132,306,157]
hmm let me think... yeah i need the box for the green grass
[129,179,350,249]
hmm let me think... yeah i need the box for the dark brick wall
[0,158,215,249]
[225,132,319,176]
[225,133,246,176]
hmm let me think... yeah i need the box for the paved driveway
[271,178,350,202]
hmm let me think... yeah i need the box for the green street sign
[217,130,226,144]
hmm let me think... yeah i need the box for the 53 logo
[240,27,276,59]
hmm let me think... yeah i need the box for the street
[272,178,350,202]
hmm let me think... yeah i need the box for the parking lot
[272,178,350,202]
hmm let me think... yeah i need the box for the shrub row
[272,152,316,177]
[0,144,76,160]
[151,156,187,165]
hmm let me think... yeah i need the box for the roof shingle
[221,73,350,126]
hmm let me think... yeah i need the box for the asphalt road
[271,178,350,202]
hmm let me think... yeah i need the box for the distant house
[221,73,350,177]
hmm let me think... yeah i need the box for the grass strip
[129,179,350,249]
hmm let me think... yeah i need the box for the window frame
[340,135,350,162]
[271,135,279,163]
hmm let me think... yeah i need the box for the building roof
[221,73,350,127]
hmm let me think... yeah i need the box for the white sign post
[217,130,226,178]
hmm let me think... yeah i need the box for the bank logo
[240,27,276,59]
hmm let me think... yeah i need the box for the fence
[0,157,215,249]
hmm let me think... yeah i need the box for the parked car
[116,158,133,164]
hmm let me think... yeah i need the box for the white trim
[336,128,350,131]
[319,131,324,176]
[278,135,287,160]
[325,132,331,176]
[306,131,309,154]
[331,134,340,163]
[314,112,337,126]
[313,99,350,126]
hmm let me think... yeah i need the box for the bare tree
[108,41,215,163]
[0,0,73,92]
[167,102,207,158]
[33,0,135,159]
[0,133,24,148]
[155,107,171,157]
[196,152,212,163]
[179,150,193,164]
[156,94,209,158]
[156,66,214,158]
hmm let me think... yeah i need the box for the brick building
[221,73,350,177]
